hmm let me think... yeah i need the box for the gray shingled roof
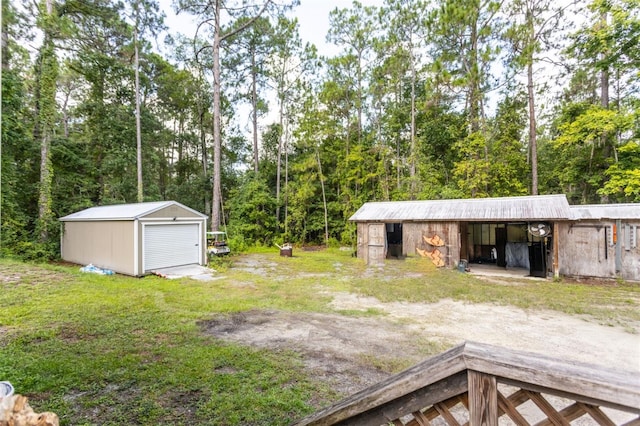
[60,201,206,221]
[349,195,572,222]
[570,204,640,220]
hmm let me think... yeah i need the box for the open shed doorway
[466,223,529,270]
[386,223,403,259]
[465,222,552,277]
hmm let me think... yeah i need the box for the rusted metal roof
[570,204,640,220]
[349,195,572,222]
[60,201,207,221]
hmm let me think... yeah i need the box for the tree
[224,16,273,174]
[378,0,429,197]
[429,0,502,135]
[124,0,165,202]
[34,0,60,242]
[554,0,640,202]
[178,0,296,231]
[327,1,378,147]
[267,17,314,228]
[504,0,570,195]
[1,0,34,256]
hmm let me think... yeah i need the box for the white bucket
[0,381,14,398]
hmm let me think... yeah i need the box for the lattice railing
[397,386,639,426]
[293,342,640,426]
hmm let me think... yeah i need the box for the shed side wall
[558,220,640,281]
[620,221,640,281]
[61,221,135,275]
[403,222,460,268]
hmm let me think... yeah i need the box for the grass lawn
[1,249,639,425]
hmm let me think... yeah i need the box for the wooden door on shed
[367,223,386,264]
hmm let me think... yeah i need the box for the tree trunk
[134,20,143,203]
[526,5,539,195]
[36,0,57,243]
[409,50,417,198]
[251,48,259,174]
[528,60,538,195]
[316,148,329,246]
[211,0,222,232]
[276,93,284,225]
[469,18,480,134]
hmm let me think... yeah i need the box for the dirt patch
[198,254,640,397]
[0,263,68,286]
[198,310,437,396]
[199,298,640,396]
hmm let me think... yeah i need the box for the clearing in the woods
[1,249,639,424]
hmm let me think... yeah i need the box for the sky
[158,0,384,58]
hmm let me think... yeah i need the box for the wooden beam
[334,372,467,426]
[293,342,640,426]
[468,370,497,426]
[553,222,559,278]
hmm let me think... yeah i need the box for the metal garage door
[144,223,200,271]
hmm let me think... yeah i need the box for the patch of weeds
[208,254,234,271]
[356,354,415,374]
[335,307,387,317]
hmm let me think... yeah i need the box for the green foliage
[227,173,278,245]
[555,106,633,146]
[453,132,491,197]
[599,142,640,201]
[3,0,639,257]
[486,95,529,196]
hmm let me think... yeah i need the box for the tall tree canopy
[2,0,638,258]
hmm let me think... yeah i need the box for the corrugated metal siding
[60,201,207,221]
[570,204,640,220]
[349,195,572,222]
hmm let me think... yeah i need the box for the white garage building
[60,201,208,276]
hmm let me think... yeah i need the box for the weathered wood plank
[578,403,617,426]
[411,410,432,426]
[535,402,586,426]
[333,373,467,426]
[497,390,530,426]
[526,390,570,426]
[434,402,461,426]
[294,344,468,426]
[292,342,640,426]
[504,389,530,408]
[468,371,497,426]
[423,395,467,422]
[461,342,640,412]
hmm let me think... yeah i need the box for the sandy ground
[196,253,640,425]
[199,256,640,399]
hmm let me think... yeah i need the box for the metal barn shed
[349,194,640,281]
[349,194,570,276]
[60,201,208,276]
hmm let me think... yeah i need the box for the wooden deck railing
[293,342,640,426]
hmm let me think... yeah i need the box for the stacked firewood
[0,394,58,426]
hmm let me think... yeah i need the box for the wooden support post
[468,370,498,426]
[553,223,559,279]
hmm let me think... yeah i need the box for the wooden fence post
[468,370,498,426]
